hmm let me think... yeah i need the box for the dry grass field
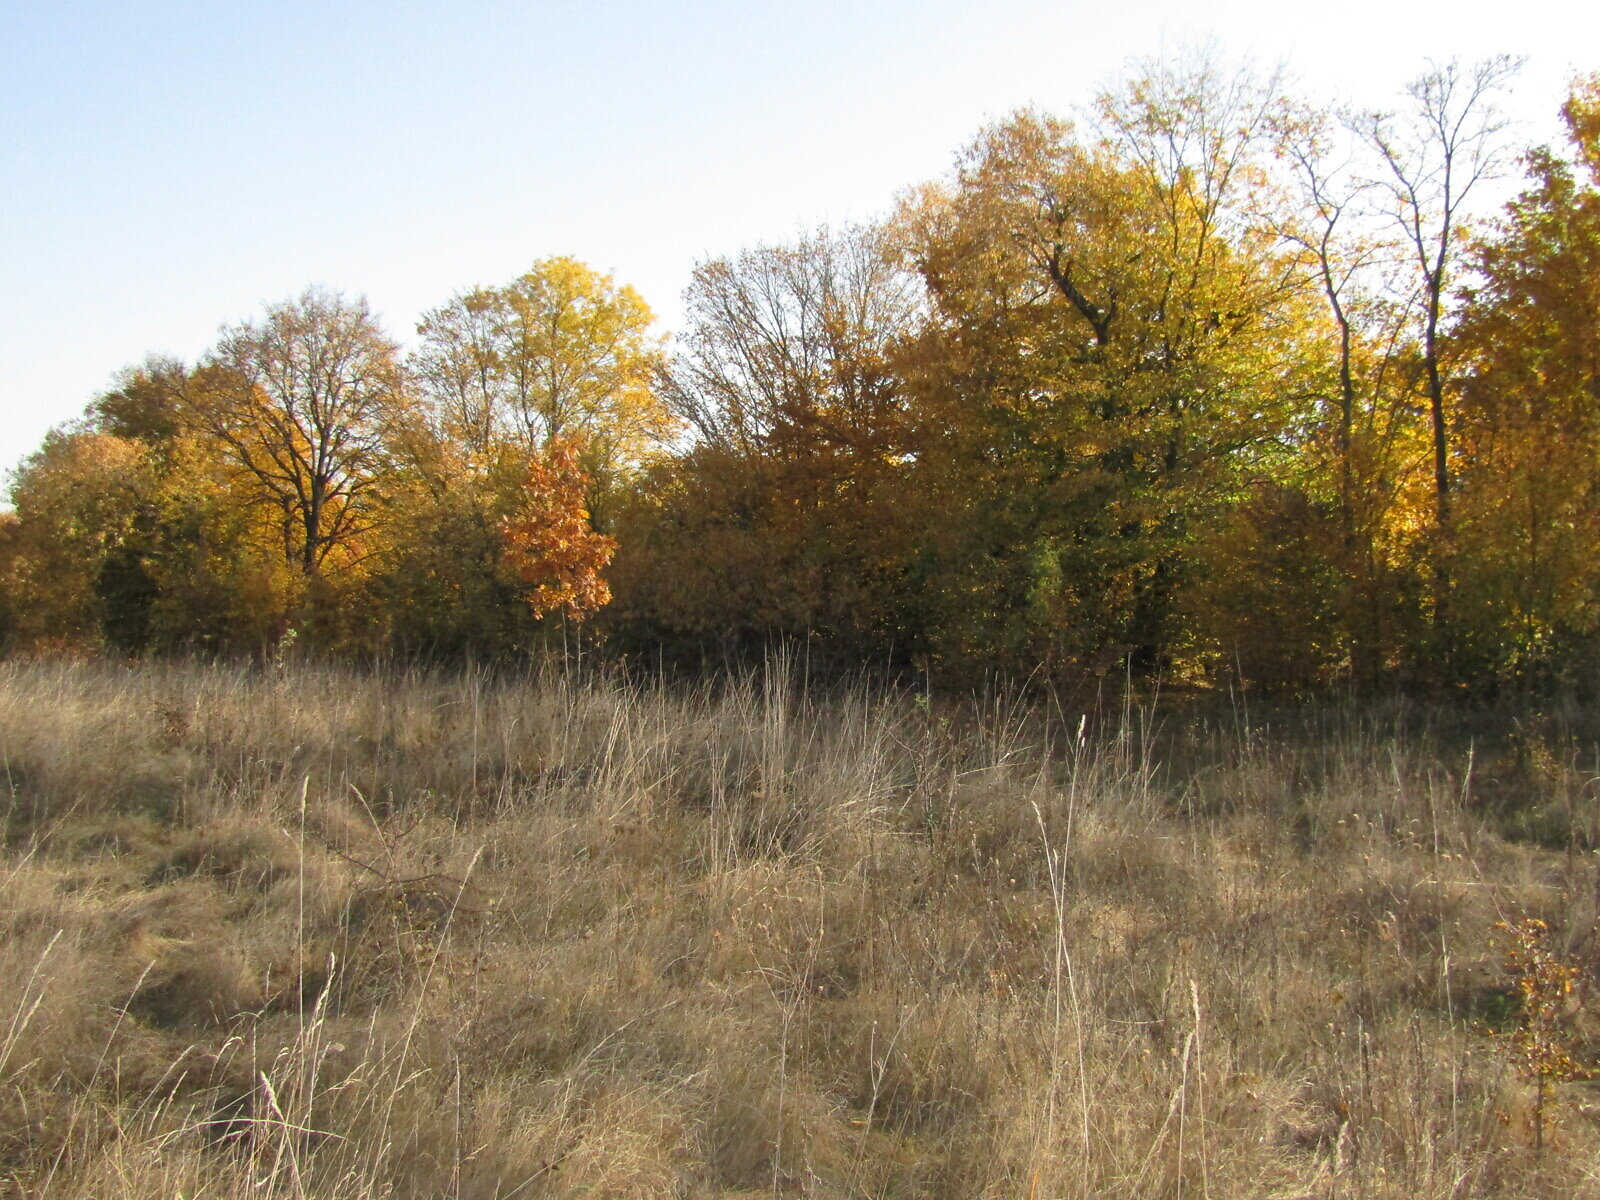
[4,658,1600,1198]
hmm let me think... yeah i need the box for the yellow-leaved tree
[413,257,674,523]
[895,56,1320,679]
[378,258,664,653]
[1451,76,1600,686]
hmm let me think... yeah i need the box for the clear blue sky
[4,0,1595,480]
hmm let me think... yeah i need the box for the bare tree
[1271,103,1423,686]
[663,224,920,457]
[1363,56,1522,530]
[411,287,505,457]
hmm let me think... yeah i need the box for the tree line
[6,56,1600,695]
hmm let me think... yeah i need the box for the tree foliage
[501,438,617,622]
[888,59,1319,676]
[612,225,922,660]
[413,257,673,521]
[194,288,407,581]
[9,57,1600,696]
[1451,76,1600,686]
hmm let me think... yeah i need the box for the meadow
[3,657,1599,1198]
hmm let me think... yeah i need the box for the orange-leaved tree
[501,438,617,620]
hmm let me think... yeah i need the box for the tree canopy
[8,56,1600,695]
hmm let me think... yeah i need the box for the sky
[4,0,1597,481]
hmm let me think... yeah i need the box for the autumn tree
[409,286,505,458]
[413,258,673,521]
[501,438,617,621]
[368,259,659,654]
[1205,102,1438,691]
[3,429,157,648]
[91,355,189,448]
[1186,60,1518,691]
[663,225,916,458]
[609,225,922,659]
[371,434,619,656]
[1,358,299,655]
[896,57,1317,678]
[190,288,406,587]
[1451,76,1600,686]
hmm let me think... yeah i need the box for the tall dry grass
[2,656,1599,1198]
